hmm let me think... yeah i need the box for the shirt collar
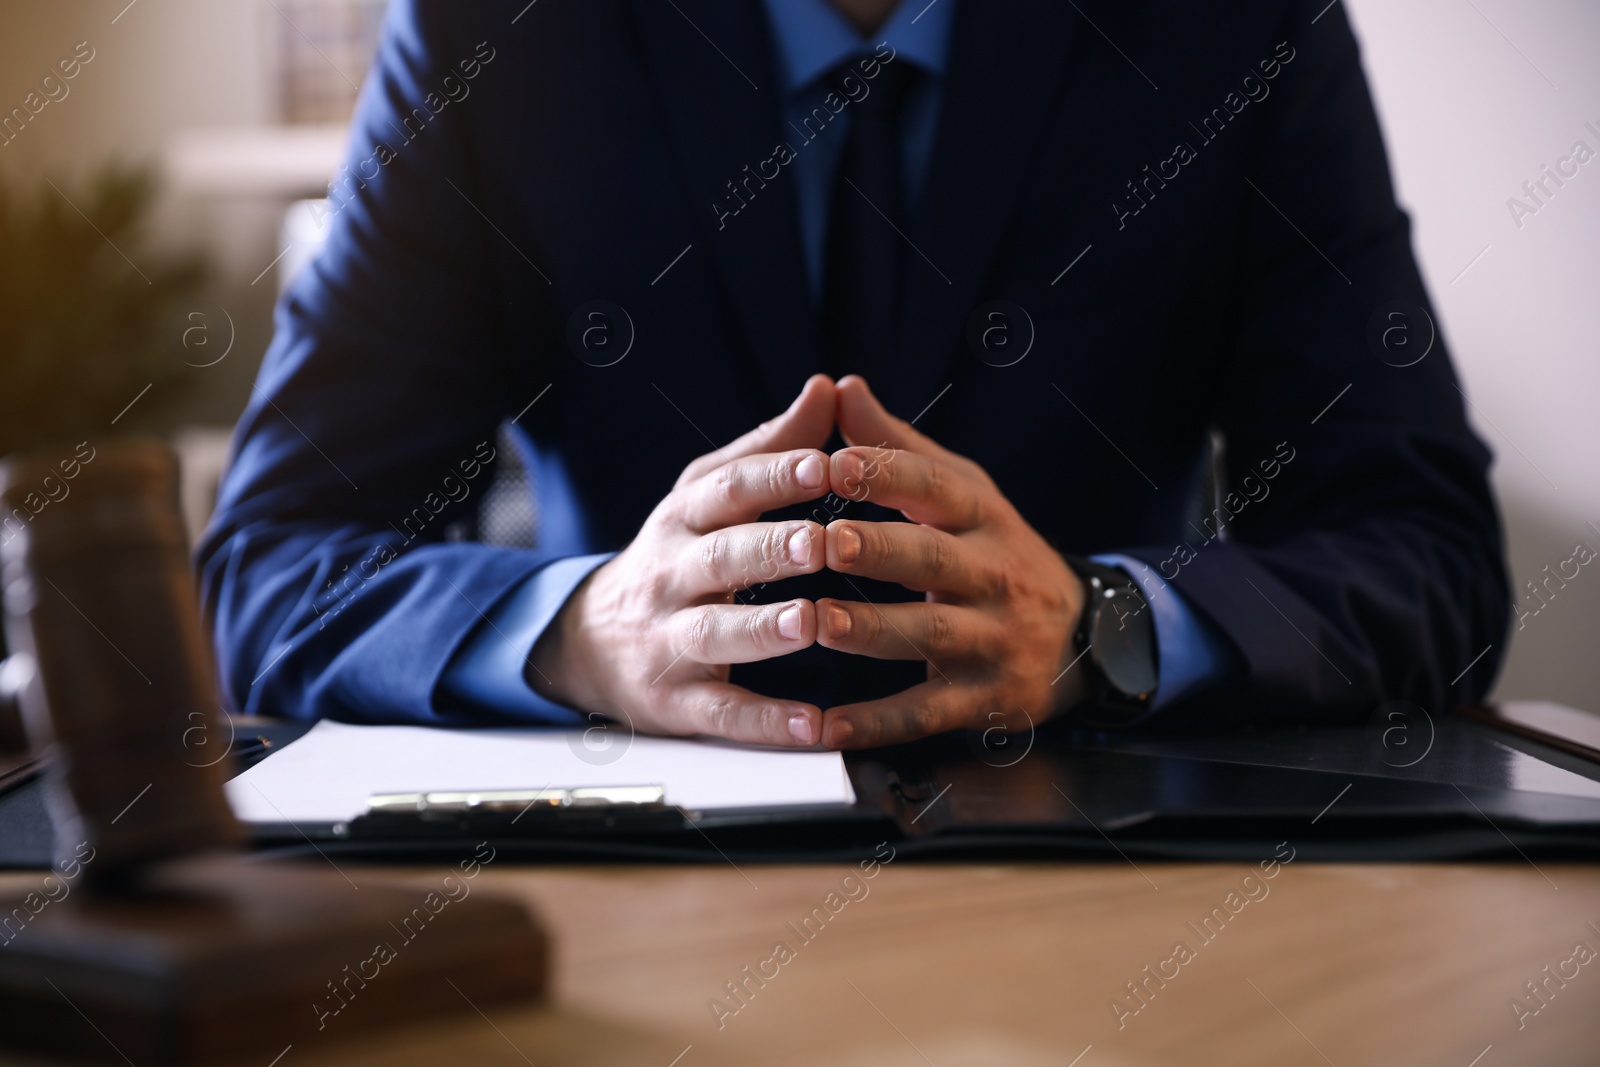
[761,0,956,96]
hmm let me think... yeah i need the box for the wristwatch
[1061,556,1159,726]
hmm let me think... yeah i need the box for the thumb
[681,375,837,482]
[744,373,837,454]
[836,375,946,457]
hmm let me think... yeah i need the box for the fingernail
[826,603,851,638]
[788,714,814,744]
[795,454,824,489]
[834,524,861,564]
[826,718,854,747]
[787,526,812,565]
[837,452,864,484]
[778,603,804,641]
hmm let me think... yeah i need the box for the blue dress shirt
[442,0,1230,719]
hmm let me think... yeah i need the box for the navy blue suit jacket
[200,0,1509,728]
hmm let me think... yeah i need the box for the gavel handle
[0,654,31,754]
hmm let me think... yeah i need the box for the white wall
[1344,0,1600,709]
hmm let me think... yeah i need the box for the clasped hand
[530,375,1087,749]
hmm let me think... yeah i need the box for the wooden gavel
[0,439,546,1064]
[0,438,240,877]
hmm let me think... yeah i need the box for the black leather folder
[4,706,1599,868]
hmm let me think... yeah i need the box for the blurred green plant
[0,164,205,458]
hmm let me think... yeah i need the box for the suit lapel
[632,0,820,411]
[885,0,1080,418]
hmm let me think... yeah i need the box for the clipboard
[351,786,686,838]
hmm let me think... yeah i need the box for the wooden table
[6,858,1596,1066]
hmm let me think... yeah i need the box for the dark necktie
[818,59,919,381]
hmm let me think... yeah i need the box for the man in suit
[200,0,1509,748]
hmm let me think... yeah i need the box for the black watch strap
[1062,556,1159,727]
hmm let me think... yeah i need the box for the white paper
[226,720,856,824]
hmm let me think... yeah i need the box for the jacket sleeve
[1118,2,1510,725]
[198,0,567,724]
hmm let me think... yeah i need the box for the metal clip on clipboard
[347,785,690,839]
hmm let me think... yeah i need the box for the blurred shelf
[166,125,347,199]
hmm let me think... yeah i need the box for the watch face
[1089,589,1158,698]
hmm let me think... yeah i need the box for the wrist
[526,566,605,712]
[1061,556,1159,726]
